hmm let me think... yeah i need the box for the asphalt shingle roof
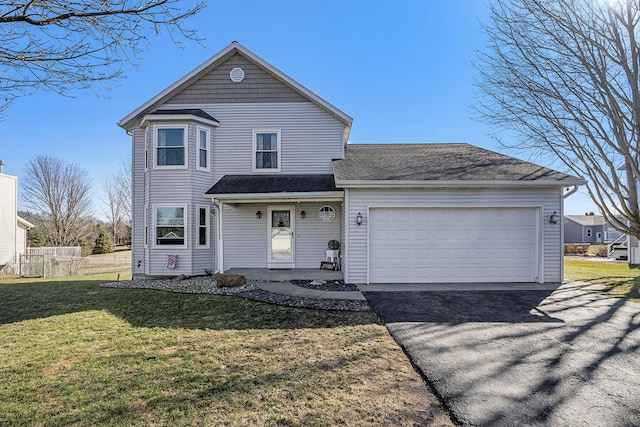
[206,174,339,195]
[565,215,606,226]
[150,109,219,123]
[332,143,583,183]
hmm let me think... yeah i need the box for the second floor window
[253,130,281,172]
[156,126,186,168]
[197,127,210,171]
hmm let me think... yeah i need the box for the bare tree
[0,0,205,112]
[114,160,132,226]
[102,160,131,245]
[22,155,93,246]
[103,175,123,245]
[475,0,640,237]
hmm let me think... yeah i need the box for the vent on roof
[230,67,245,83]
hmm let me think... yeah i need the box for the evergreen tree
[26,227,47,247]
[92,229,113,254]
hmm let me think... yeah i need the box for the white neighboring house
[0,162,34,267]
[119,42,585,284]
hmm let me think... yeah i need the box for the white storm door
[268,206,295,268]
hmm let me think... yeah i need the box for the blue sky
[0,0,596,218]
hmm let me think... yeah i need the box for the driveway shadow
[365,283,640,426]
[364,290,562,323]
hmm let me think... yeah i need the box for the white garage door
[369,208,539,283]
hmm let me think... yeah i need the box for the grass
[565,258,640,303]
[0,275,452,427]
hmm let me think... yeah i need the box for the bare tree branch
[0,0,205,112]
[22,155,93,246]
[475,0,640,237]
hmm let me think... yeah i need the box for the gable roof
[565,215,606,226]
[332,143,585,187]
[118,41,353,132]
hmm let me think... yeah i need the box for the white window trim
[154,124,188,170]
[153,204,188,248]
[144,204,148,248]
[197,204,210,248]
[144,128,149,172]
[252,129,281,173]
[196,126,211,172]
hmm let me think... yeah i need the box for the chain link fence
[2,248,131,278]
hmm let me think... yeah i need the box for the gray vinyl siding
[130,99,344,275]
[133,122,216,276]
[131,127,145,275]
[165,103,344,178]
[344,187,563,284]
[296,203,342,268]
[222,202,342,270]
[166,53,307,105]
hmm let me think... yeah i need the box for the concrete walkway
[255,281,366,301]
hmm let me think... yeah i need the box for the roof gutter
[204,191,344,204]
[334,178,587,189]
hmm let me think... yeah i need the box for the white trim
[143,204,148,249]
[343,189,350,281]
[16,217,34,228]
[153,204,188,249]
[267,205,295,268]
[196,204,210,248]
[252,130,282,173]
[153,124,188,170]
[118,42,353,130]
[196,126,211,172]
[140,114,219,128]
[144,127,149,172]
[335,179,586,188]
[364,204,544,284]
[206,191,344,204]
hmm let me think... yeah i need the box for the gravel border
[101,276,370,312]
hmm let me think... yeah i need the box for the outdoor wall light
[356,212,363,226]
[300,211,306,219]
[256,211,261,219]
[550,211,559,224]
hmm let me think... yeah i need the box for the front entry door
[268,206,294,268]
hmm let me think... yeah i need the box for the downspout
[563,185,579,199]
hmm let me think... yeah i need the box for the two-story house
[119,42,584,284]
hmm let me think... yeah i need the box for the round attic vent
[230,67,245,82]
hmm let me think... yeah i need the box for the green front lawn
[0,275,451,427]
[565,259,640,303]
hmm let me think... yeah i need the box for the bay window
[155,126,187,168]
[155,206,186,246]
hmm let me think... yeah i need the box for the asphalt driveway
[363,282,640,426]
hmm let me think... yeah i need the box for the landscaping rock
[216,274,246,288]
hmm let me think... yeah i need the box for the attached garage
[368,207,540,283]
[333,144,586,285]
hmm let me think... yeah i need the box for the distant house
[0,163,33,268]
[564,215,624,244]
[118,42,584,284]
